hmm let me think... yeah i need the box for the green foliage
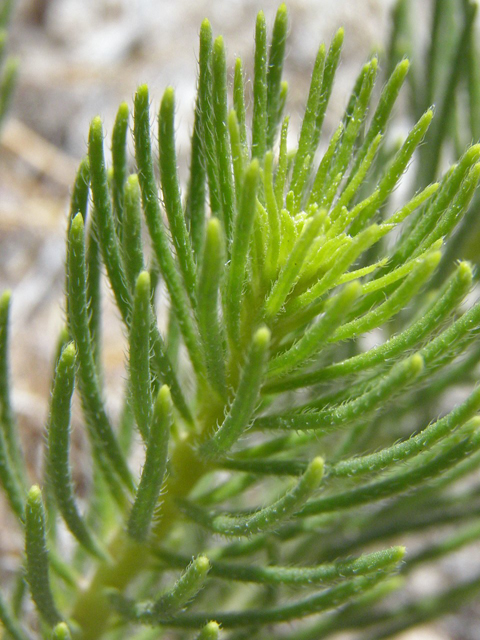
[2,2,480,639]
[0,0,17,131]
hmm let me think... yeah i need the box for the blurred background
[1,0,477,638]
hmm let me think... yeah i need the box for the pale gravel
[0,1,476,639]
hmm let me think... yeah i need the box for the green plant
[2,2,480,639]
[0,0,17,131]
[386,0,480,271]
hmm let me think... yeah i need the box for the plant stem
[70,432,211,640]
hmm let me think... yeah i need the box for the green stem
[70,429,212,640]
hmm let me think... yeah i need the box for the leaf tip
[425,250,442,269]
[89,116,103,140]
[344,280,363,300]
[201,17,212,33]
[395,545,407,561]
[457,260,473,285]
[200,621,220,639]
[195,554,211,576]
[27,484,42,505]
[135,84,150,108]
[135,270,151,295]
[117,101,129,119]
[214,34,224,52]
[256,9,266,24]
[155,385,173,419]
[307,456,325,485]
[52,622,71,640]
[399,57,410,71]
[422,107,434,126]
[126,173,140,192]
[409,353,424,376]
[0,288,11,309]
[277,3,288,20]
[333,26,345,46]
[62,342,76,363]
[162,86,175,108]
[71,212,84,235]
[206,216,222,242]
[254,326,271,350]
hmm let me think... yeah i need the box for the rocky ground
[0,1,477,638]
